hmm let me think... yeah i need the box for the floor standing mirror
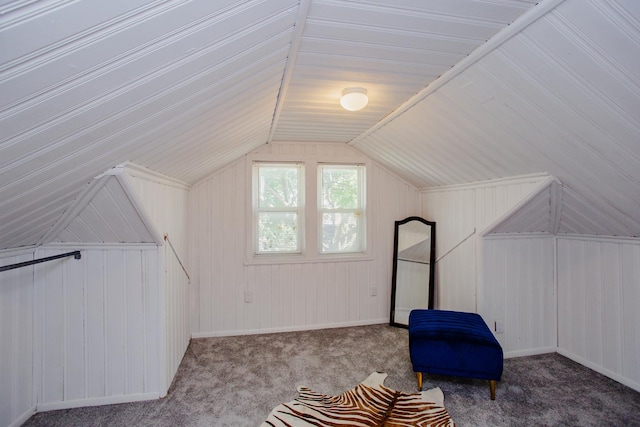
[390,216,436,328]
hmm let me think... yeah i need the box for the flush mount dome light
[340,87,368,111]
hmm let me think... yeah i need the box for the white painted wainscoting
[420,174,558,356]
[421,174,549,314]
[189,142,421,337]
[124,164,191,392]
[557,236,640,392]
[34,246,162,411]
[0,249,37,427]
[482,236,557,356]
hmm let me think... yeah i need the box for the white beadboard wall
[0,249,36,427]
[34,246,162,410]
[189,142,420,336]
[421,174,548,313]
[123,165,191,392]
[482,236,556,356]
[557,236,640,392]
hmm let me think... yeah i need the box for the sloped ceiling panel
[0,0,297,249]
[353,0,640,237]
[1,0,639,250]
[272,0,537,142]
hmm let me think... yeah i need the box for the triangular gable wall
[482,175,636,239]
[481,177,560,236]
[38,168,163,246]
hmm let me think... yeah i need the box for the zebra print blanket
[262,372,455,427]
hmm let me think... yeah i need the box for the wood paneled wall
[125,166,191,392]
[421,175,556,355]
[482,236,556,355]
[34,246,162,410]
[189,142,420,336]
[0,250,36,427]
[421,175,547,314]
[0,165,190,427]
[557,236,640,392]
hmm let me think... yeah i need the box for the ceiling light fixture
[340,87,368,111]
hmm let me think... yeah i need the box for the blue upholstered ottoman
[409,309,503,400]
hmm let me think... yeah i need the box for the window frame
[317,163,366,255]
[253,162,304,255]
[245,152,372,265]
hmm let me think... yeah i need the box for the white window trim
[245,153,372,265]
[317,163,366,255]
[253,162,304,255]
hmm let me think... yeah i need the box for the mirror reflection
[390,216,436,328]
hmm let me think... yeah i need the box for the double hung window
[250,158,367,262]
[254,163,303,254]
[318,164,365,254]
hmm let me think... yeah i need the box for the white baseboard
[8,406,36,427]
[504,347,557,359]
[556,348,640,393]
[36,392,160,412]
[192,318,389,338]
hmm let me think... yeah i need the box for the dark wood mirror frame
[390,216,436,328]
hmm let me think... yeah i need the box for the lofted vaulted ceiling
[1,0,639,250]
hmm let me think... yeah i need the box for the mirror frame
[389,216,436,328]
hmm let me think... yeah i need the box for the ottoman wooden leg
[416,372,423,391]
[490,380,496,400]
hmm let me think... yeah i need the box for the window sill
[244,253,373,266]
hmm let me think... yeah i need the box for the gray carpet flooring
[24,324,640,426]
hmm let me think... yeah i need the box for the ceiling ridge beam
[348,0,567,146]
[268,0,312,143]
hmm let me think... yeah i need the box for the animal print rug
[262,372,455,426]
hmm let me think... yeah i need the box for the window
[254,163,303,254]
[318,164,365,254]
[249,155,368,263]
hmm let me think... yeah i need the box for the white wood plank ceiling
[1,0,639,250]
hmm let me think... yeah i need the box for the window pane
[258,212,299,252]
[321,212,361,253]
[321,166,359,209]
[258,165,299,208]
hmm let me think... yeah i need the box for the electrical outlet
[370,286,377,297]
[244,291,253,303]
[495,320,504,333]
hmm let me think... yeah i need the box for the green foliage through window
[256,163,301,253]
[319,164,364,254]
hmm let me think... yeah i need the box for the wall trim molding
[8,406,36,427]
[420,173,551,193]
[483,232,554,240]
[0,246,36,258]
[557,348,640,393]
[36,392,160,413]
[556,233,640,244]
[192,319,388,339]
[503,347,557,359]
[120,162,191,190]
[40,243,159,251]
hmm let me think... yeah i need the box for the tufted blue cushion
[409,309,503,381]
